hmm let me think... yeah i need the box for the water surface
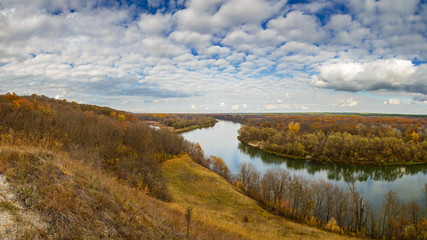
[182,120,427,210]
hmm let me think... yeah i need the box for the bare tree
[239,162,258,189]
[347,182,365,232]
[380,190,401,239]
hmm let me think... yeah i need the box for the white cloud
[267,11,327,43]
[384,99,401,105]
[222,29,253,47]
[326,14,353,32]
[336,98,358,108]
[325,14,371,46]
[139,13,173,36]
[141,37,187,57]
[265,104,290,110]
[211,0,284,29]
[0,0,426,114]
[202,45,230,57]
[312,60,427,98]
[170,30,212,48]
[176,0,284,33]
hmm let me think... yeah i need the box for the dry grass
[162,156,364,240]
[0,145,256,239]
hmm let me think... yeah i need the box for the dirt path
[0,147,48,239]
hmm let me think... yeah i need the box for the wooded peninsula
[212,114,427,165]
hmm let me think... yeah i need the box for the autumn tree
[210,156,230,179]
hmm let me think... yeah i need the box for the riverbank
[162,155,361,240]
[239,138,427,166]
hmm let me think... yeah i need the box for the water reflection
[238,142,427,182]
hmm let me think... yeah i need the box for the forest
[216,114,427,165]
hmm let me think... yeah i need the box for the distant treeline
[216,114,427,165]
[137,113,217,131]
[0,93,198,200]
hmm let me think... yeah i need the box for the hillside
[0,145,257,239]
[162,156,360,240]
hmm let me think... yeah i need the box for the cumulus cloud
[311,60,427,97]
[267,11,327,44]
[176,0,285,33]
[169,30,212,48]
[139,13,173,36]
[0,0,426,113]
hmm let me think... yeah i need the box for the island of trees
[216,114,427,165]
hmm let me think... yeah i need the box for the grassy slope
[162,156,361,240]
[0,145,247,239]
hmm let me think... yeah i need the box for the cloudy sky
[0,0,426,113]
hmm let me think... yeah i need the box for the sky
[0,0,426,113]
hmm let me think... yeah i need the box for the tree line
[231,114,426,165]
[234,162,427,239]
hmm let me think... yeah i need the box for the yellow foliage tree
[325,217,340,233]
[288,122,300,133]
[411,132,420,143]
[117,113,126,121]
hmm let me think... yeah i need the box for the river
[181,120,427,211]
